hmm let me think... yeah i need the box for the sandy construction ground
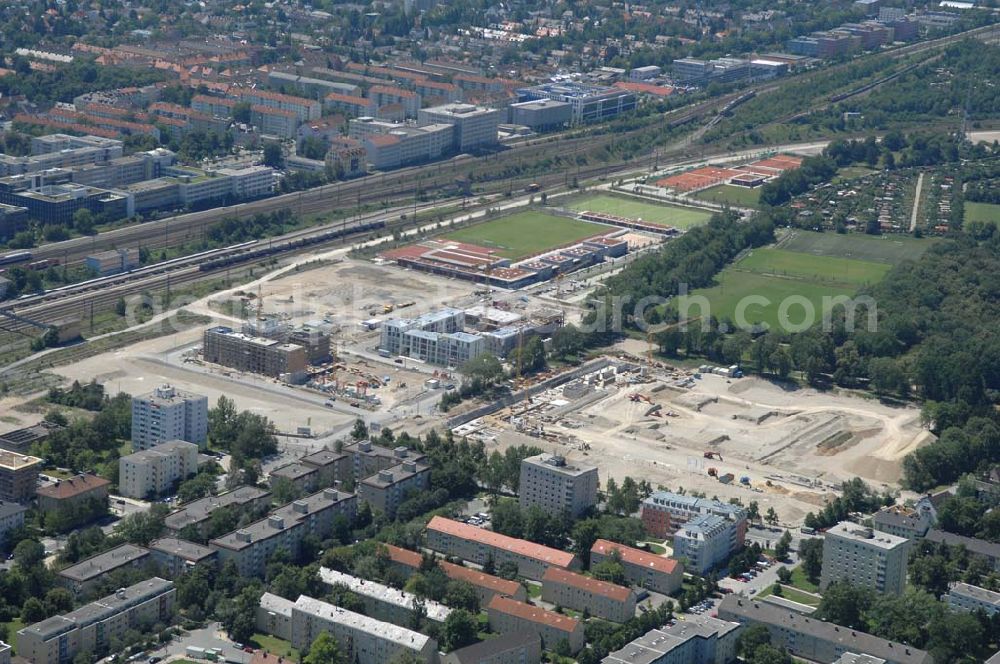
[476,370,928,525]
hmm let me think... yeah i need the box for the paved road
[910,172,925,233]
[146,622,251,664]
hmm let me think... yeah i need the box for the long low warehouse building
[425,516,580,581]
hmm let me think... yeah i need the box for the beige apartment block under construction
[202,326,307,378]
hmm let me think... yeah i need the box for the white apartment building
[518,453,598,518]
[417,104,501,152]
[318,567,451,624]
[288,595,439,664]
[131,384,208,451]
[119,440,200,499]
[946,582,1000,616]
[217,165,275,200]
[821,522,911,595]
[18,578,175,664]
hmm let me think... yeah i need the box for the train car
[0,250,32,266]
[27,258,59,271]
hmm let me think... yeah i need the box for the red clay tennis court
[657,154,804,191]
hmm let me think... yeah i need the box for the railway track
[1,22,994,343]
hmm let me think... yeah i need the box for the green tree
[799,538,823,583]
[232,101,252,124]
[774,531,792,561]
[440,609,478,651]
[304,631,347,664]
[263,142,284,168]
[351,418,368,442]
[816,582,873,631]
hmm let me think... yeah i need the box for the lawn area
[738,248,891,287]
[693,184,762,209]
[3,618,23,654]
[965,202,1000,225]
[251,632,300,660]
[445,211,606,260]
[788,565,821,593]
[833,165,877,183]
[779,230,936,265]
[692,270,860,330]
[689,246,890,331]
[525,582,542,598]
[641,542,668,555]
[564,193,713,228]
[755,584,822,607]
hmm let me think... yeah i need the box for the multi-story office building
[380,308,464,355]
[163,486,272,536]
[149,538,217,577]
[672,58,715,85]
[443,631,541,664]
[945,582,1000,616]
[641,491,748,542]
[119,440,200,499]
[18,578,175,664]
[57,544,152,595]
[0,501,27,544]
[358,459,431,518]
[719,597,932,664]
[508,100,572,132]
[519,453,598,518]
[542,567,636,623]
[821,523,910,595]
[0,134,123,177]
[287,594,439,664]
[516,83,636,124]
[590,539,684,595]
[425,516,579,581]
[487,596,585,653]
[0,174,128,226]
[202,326,308,379]
[382,544,527,605]
[131,384,208,451]
[673,514,740,574]
[0,450,42,503]
[418,104,500,151]
[602,614,740,664]
[36,473,110,514]
[342,441,427,481]
[210,489,357,577]
[398,329,485,367]
[217,165,275,200]
[357,123,455,170]
[318,567,451,624]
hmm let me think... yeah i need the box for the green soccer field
[693,184,762,209]
[689,271,863,330]
[445,211,607,260]
[779,230,936,265]
[564,194,713,228]
[737,248,891,287]
[683,247,890,330]
[965,202,1000,225]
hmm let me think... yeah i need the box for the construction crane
[704,451,723,461]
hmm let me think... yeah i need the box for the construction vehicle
[740,476,751,485]
[704,451,723,461]
[383,304,394,314]
[708,467,718,477]
[719,473,735,484]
